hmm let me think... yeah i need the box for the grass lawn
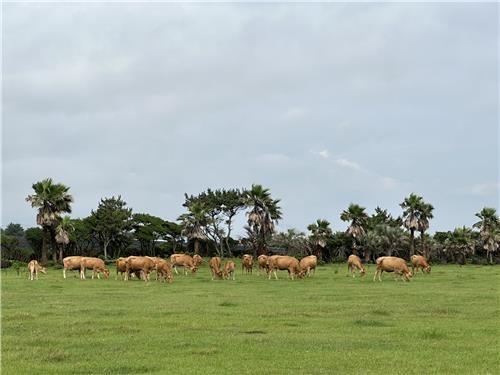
[2,262,499,374]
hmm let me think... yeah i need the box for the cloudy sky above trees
[2,2,498,235]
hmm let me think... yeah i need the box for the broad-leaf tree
[340,203,368,256]
[88,196,132,259]
[26,178,73,265]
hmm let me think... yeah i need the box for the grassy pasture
[2,262,499,374]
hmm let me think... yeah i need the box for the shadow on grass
[353,319,390,327]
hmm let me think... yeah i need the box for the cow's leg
[97,270,101,279]
[173,266,179,275]
[63,268,67,279]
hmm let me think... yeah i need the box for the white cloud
[380,176,398,190]
[334,158,362,171]
[460,182,500,195]
[282,107,308,122]
[318,150,330,159]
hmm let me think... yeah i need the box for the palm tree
[55,216,74,263]
[178,201,209,254]
[340,204,368,256]
[244,184,282,256]
[400,193,424,257]
[473,207,499,264]
[307,219,333,260]
[26,178,73,265]
[418,202,434,258]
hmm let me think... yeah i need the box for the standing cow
[28,260,46,281]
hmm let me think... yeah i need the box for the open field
[2,262,499,374]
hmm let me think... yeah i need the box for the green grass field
[2,262,499,374]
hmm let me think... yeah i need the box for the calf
[27,260,46,281]
[170,254,198,275]
[193,254,203,267]
[299,255,317,277]
[347,254,366,278]
[80,257,110,280]
[268,256,301,280]
[125,256,156,282]
[223,260,236,280]
[209,257,223,280]
[374,256,412,282]
[63,256,84,279]
[411,255,431,275]
[242,254,253,274]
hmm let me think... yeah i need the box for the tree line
[1,178,498,266]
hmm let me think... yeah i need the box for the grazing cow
[299,255,317,277]
[209,257,223,280]
[27,260,46,281]
[170,254,198,275]
[156,259,173,284]
[374,256,412,282]
[347,254,366,278]
[116,257,130,280]
[80,257,110,280]
[223,261,236,280]
[193,254,203,267]
[63,256,84,279]
[125,256,156,282]
[146,257,165,280]
[268,256,301,280]
[242,254,253,274]
[411,255,431,275]
[257,255,269,276]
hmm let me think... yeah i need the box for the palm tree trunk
[59,244,64,264]
[352,239,358,256]
[410,229,415,257]
[41,227,49,266]
[194,240,200,255]
[420,230,425,256]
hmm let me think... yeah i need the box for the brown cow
[209,257,223,280]
[347,254,366,278]
[63,256,84,279]
[146,256,165,281]
[299,255,317,277]
[193,254,203,267]
[374,256,412,282]
[28,260,46,281]
[170,254,198,275]
[80,257,110,280]
[223,261,236,280]
[242,254,253,274]
[125,256,156,282]
[268,256,301,280]
[156,259,173,284]
[411,255,431,275]
[257,255,269,276]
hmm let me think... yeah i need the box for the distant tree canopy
[3,179,499,265]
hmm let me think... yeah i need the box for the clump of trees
[2,179,498,267]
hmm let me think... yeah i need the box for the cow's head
[425,266,432,273]
[360,268,366,277]
[404,271,413,281]
[102,268,110,279]
[39,267,47,274]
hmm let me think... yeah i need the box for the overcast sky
[2,3,499,236]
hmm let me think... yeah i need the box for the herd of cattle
[26,253,431,282]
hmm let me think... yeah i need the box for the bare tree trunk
[410,229,415,257]
[41,227,49,266]
[58,244,64,264]
[352,239,358,256]
[194,240,200,255]
[103,241,109,259]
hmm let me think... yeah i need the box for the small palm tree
[444,227,475,264]
[26,178,73,265]
[473,207,499,264]
[244,184,282,256]
[400,193,424,257]
[178,201,209,254]
[340,204,368,256]
[55,216,74,263]
[307,219,333,260]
